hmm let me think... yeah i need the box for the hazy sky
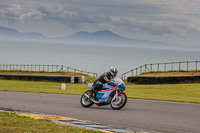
[1,0,200,46]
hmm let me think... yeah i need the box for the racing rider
[91,67,118,100]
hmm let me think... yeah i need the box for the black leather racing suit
[92,72,117,92]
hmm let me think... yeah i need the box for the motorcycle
[80,78,127,110]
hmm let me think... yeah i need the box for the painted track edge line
[0,106,152,133]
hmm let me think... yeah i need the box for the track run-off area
[0,91,199,133]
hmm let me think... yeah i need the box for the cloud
[36,5,112,25]
[0,4,43,23]
[1,0,200,46]
[0,3,112,30]
[0,4,23,21]
[112,17,200,37]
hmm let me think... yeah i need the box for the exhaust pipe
[90,98,100,104]
[84,93,100,104]
[84,93,90,98]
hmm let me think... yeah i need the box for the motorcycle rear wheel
[80,90,94,107]
[110,93,127,110]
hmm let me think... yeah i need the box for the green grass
[139,71,200,77]
[0,79,88,95]
[0,111,103,133]
[126,84,200,103]
[0,79,200,103]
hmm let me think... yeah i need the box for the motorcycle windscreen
[88,83,93,89]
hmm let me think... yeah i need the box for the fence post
[196,61,198,71]
[171,62,173,71]
[179,62,181,71]
[157,63,159,72]
[187,61,189,71]
[136,68,138,76]
[164,63,166,72]
[145,64,147,73]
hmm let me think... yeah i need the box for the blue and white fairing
[88,78,125,102]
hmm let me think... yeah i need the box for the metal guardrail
[121,61,200,80]
[0,64,98,78]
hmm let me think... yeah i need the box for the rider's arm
[103,73,118,86]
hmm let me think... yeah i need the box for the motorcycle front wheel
[110,93,127,110]
[80,90,94,107]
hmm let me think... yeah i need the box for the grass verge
[0,111,103,133]
[139,71,200,77]
[0,79,200,103]
[126,84,200,103]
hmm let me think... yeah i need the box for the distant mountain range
[0,25,199,51]
[0,26,45,40]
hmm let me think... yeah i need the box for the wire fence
[0,64,98,78]
[121,61,200,80]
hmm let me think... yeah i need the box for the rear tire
[110,93,127,110]
[80,90,94,107]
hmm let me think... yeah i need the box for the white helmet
[109,66,118,78]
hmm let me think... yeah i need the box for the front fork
[115,90,119,99]
[113,91,125,101]
[112,90,119,101]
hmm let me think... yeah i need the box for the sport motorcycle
[80,78,127,110]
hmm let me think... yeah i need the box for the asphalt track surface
[0,91,199,133]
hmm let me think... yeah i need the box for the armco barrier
[0,74,84,83]
[127,76,200,84]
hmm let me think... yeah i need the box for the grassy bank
[139,71,200,77]
[0,111,103,133]
[126,84,200,103]
[0,79,200,103]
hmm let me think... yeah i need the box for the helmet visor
[113,71,117,77]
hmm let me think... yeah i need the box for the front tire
[80,90,94,107]
[110,93,127,110]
